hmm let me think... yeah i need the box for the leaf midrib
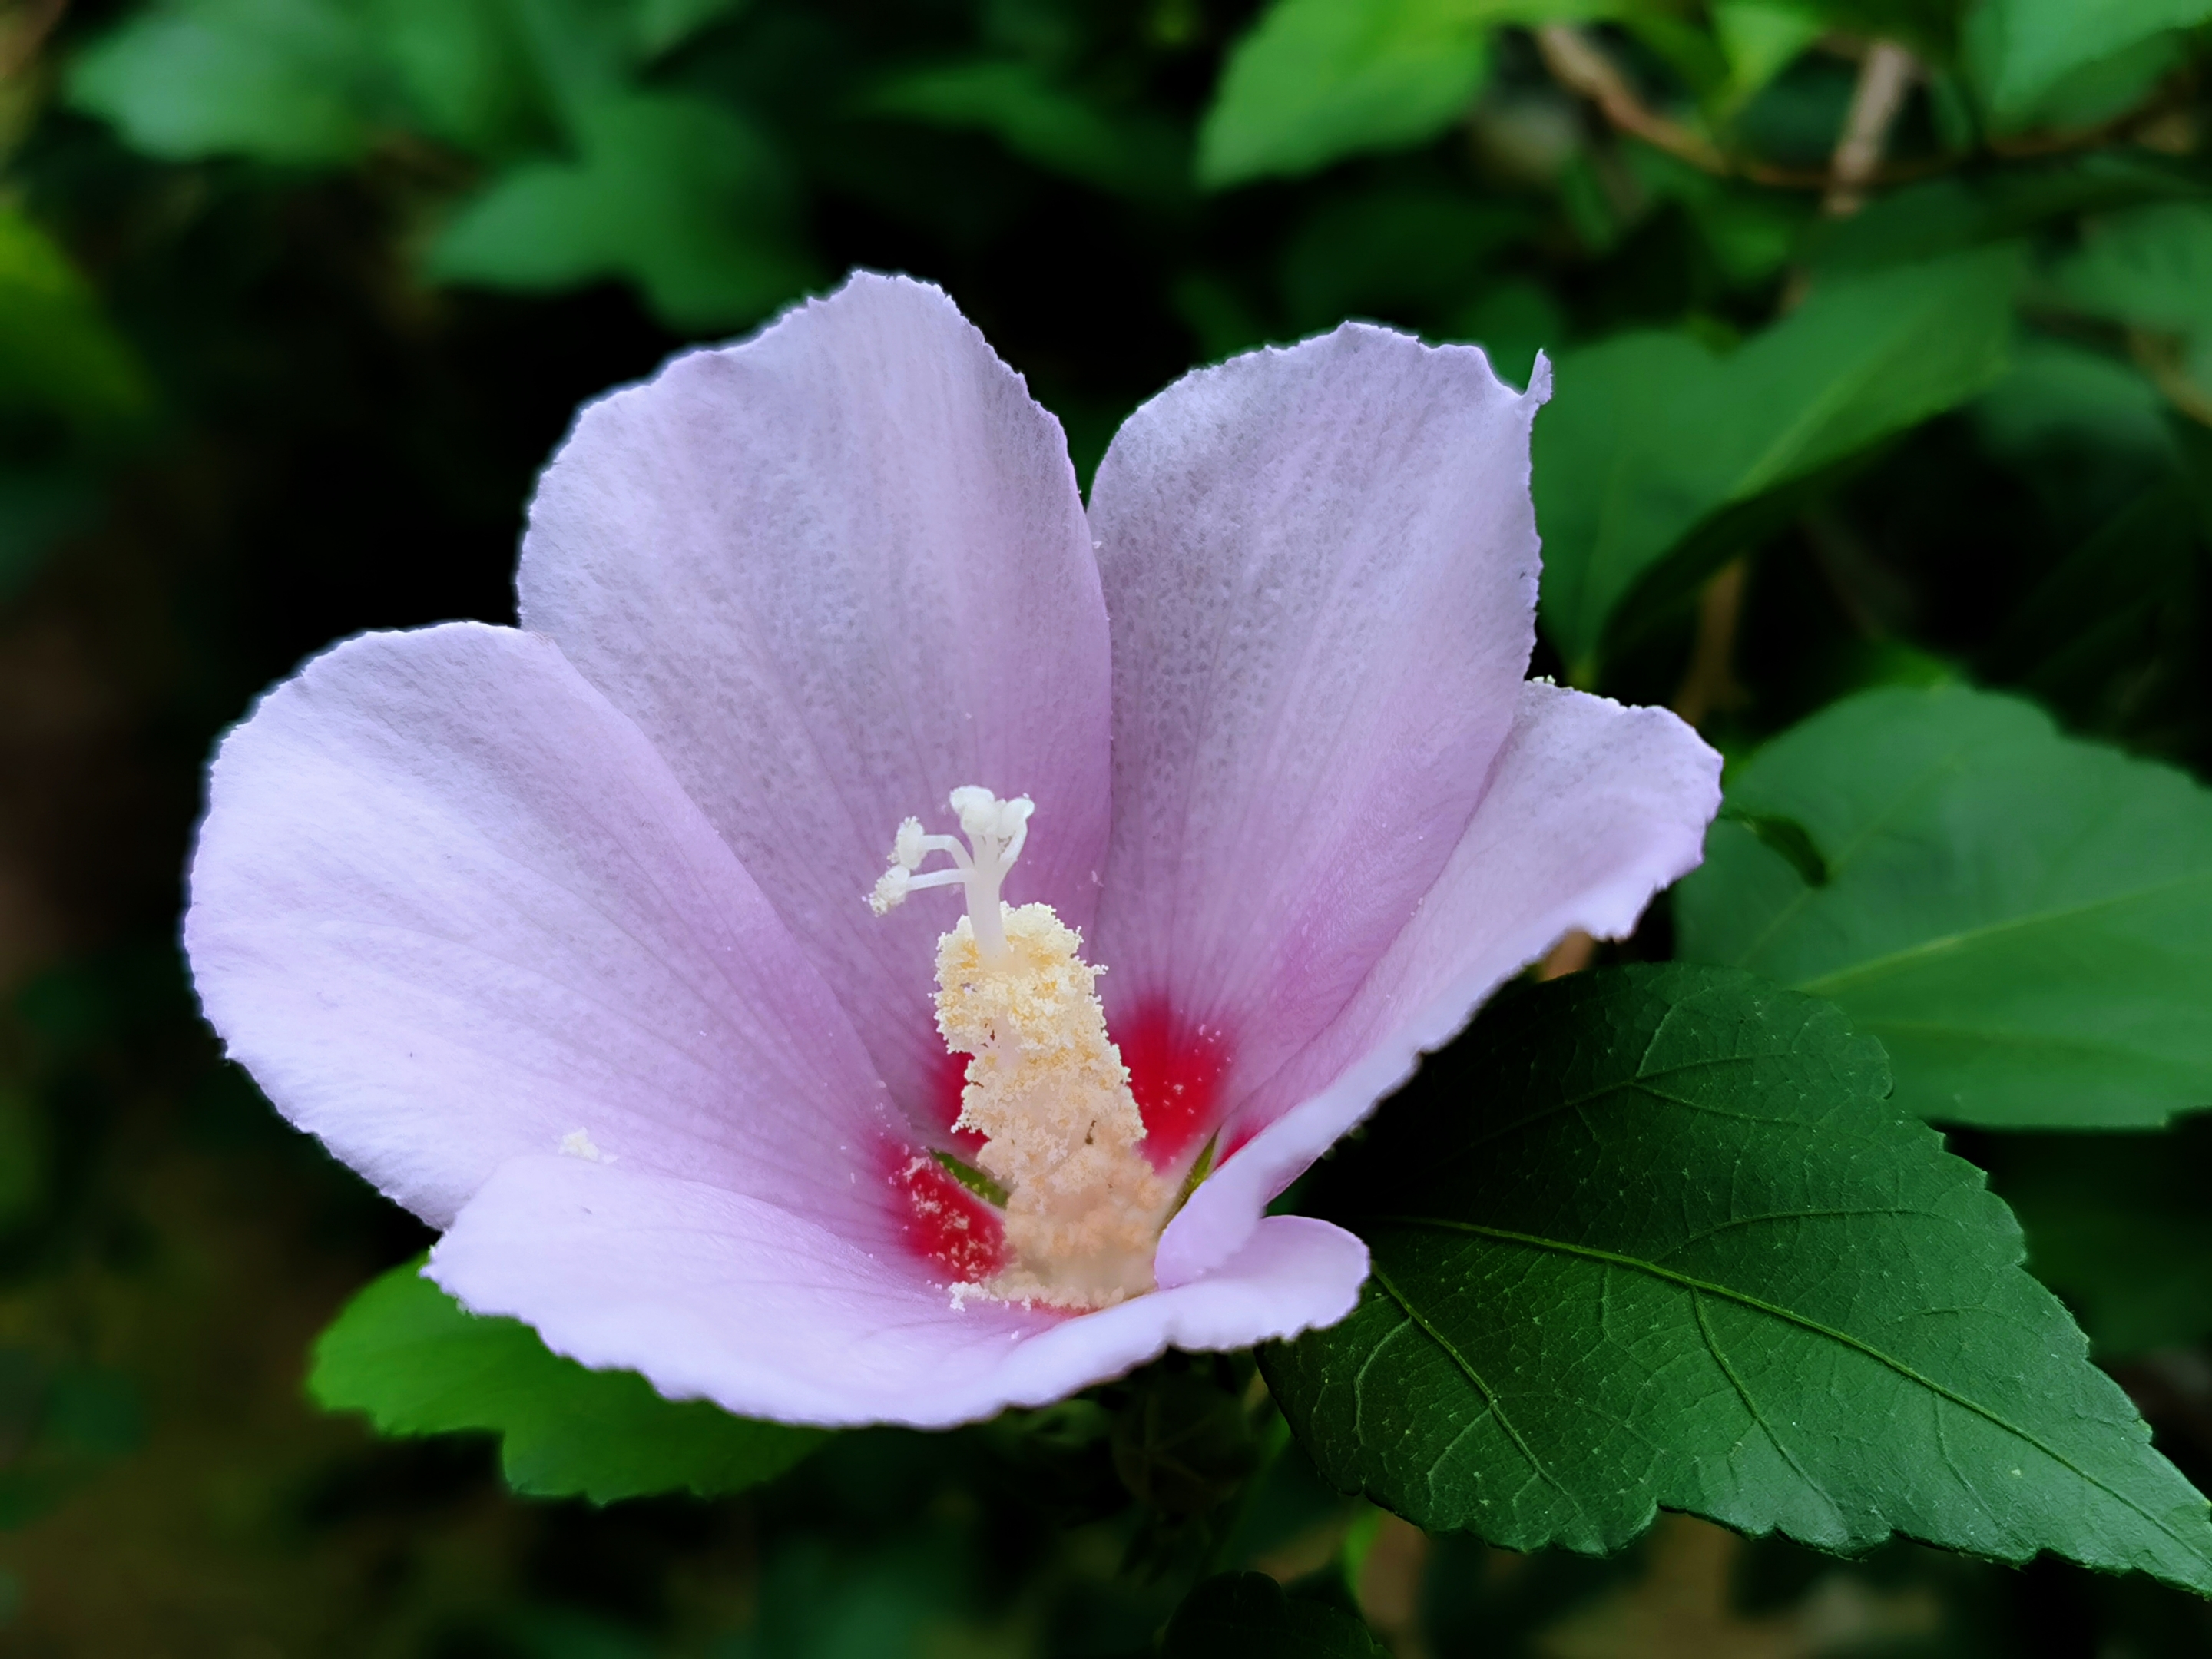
[1793,870,2212,996]
[1366,1213,2204,1558]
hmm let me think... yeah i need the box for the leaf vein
[1369,1216,2199,1554]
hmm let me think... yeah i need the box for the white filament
[866,786,1034,965]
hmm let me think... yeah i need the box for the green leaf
[427,91,813,330]
[1806,155,2208,279]
[1990,1124,2212,1359]
[1718,806,1829,887]
[2051,202,2212,408]
[310,1257,825,1502]
[1972,337,2177,478]
[2055,202,2212,336]
[1533,247,2017,680]
[1197,0,1616,188]
[1675,685,2212,1128]
[1965,0,2212,126]
[1197,0,1483,187]
[372,0,550,157]
[1261,965,2212,1589]
[0,207,151,429]
[68,0,383,166]
[864,60,1187,202]
[1710,2,1826,110]
[631,0,747,58]
[1161,1572,1386,1657]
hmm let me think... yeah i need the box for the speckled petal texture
[185,276,1724,1431]
[1088,328,1548,1112]
[1157,682,1722,1286]
[186,623,897,1233]
[519,273,1112,1127]
[430,1154,1368,1428]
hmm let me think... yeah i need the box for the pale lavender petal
[432,1154,1369,1428]
[1156,682,1720,1286]
[1088,327,1547,1144]
[518,273,1111,1127]
[185,623,896,1230]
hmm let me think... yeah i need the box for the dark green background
[3,0,2211,1652]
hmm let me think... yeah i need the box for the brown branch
[1538,929,1598,980]
[1670,558,1749,730]
[1535,24,1727,174]
[1824,40,1917,215]
[2127,327,2212,428]
[0,0,68,84]
[1536,22,2187,197]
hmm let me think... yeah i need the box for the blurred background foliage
[2,0,2212,1652]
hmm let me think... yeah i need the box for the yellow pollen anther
[869,788,1172,1308]
[935,906,1168,1307]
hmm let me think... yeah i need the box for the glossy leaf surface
[67,0,380,165]
[1968,0,2212,124]
[1676,685,2212,1128]
[310,1258,825,1503]
[427,91,813,329]
[1263,965,2212,1589]
[1199,0,1621,188]
[1532,248,2016,678]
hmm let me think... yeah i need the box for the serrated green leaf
[1161,1571,1386,1657]
[1262,965,2212,1589]
[1534,247,2016,680]
[68,0,383,166]
[1965,0,2212,126]
[427,91,813,329]
[310,1257,824,1503]
[1675,684,2212,1128]
[1197,0,1618,189]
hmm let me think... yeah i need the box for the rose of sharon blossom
[185,273,1720,1429]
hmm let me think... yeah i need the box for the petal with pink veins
[185,622,896,1232]
[1156,681,1721,1286]
[1088,326,1548,1166]
[431,1153,1369,1428]
[518,273,1112,1133]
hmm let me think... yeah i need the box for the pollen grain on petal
[558,1128,611,1162]
[1115,999,1233,1171]
[889,1145,1008,1285]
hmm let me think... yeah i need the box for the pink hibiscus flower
[184,273,1719,1428]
